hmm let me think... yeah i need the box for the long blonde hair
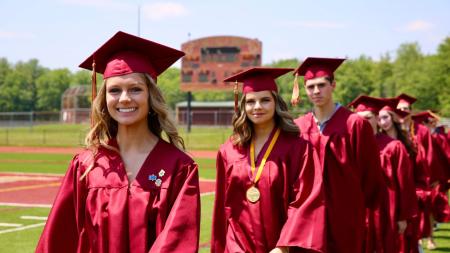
[231,91,299,147]
[81,73,185,179]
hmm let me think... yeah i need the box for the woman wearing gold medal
[211,68,325,253]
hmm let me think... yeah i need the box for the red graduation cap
[290,57,346,106]
[379,98,409,118]
[412,111,440,124]
[79,31,185,80]
[347,95,383,113]
[223,67,293,112]
[396,93,417,106]
[294,57,346,81]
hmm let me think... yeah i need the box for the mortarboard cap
[223,67,293,112]
[396,93,417,106]
[79,31,184,80]
[412,111,440,124]
[294,57,346,81]
[223,67,293,94]
[347,95,383,113]
[379,98,409,118]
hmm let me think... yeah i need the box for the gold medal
[246,185,260,203]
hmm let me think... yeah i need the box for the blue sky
[1,0,449,71]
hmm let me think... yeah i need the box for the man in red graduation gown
[396,94,445,248]
[291,57,384,253]
[349,95,418,253]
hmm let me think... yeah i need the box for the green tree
[158,68,186,108]
[427,37,450,116]
[0,59,47,111]
[372,53,394,97]
[0,58,10,86]
[36,68,71,111]
[391,43,428,109]
[334,55,376,105]
[71,70,91,86]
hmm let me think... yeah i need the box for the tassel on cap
[234,81,239,113]
[291,72,300,106]
[91,61,97,127]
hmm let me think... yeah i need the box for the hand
[398,220,407,234]
[430,181,439,188]
[269,247,289,253]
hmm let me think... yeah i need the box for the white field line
[0,223,22,227]
[20,216,47,221]
[200,191,215,197]
[0,172,63,177]
[0,202,52,208]
[0,223,45,234]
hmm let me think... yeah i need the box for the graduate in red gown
[211,68,325,253]
[396,93,444,250]
[349,95,418,253]
[291,57,384,253]
[411,111,450,236]
[378,98,420,253]
[36,31,200,253]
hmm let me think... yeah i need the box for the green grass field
[0,124,233,150]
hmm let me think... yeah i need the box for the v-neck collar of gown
[108,138,161,186]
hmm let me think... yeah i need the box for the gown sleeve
[36,154,88,253]
[418,127,444,185]
[393,142,418,221]
[210,149,228,253]
[149,160,201,253]
[352,118,384,209]
[277,142,326,253]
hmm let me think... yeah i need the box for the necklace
[246,128,280,203]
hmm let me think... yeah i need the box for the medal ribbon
[250,128,280,184]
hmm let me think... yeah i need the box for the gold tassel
[91,61,97,127]
[291,72,300,106]
[234,81,239,114]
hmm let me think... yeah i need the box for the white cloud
[279,21,347,29]
[142,2,188,21]
[0,30,35,39]
[401,20,434,32]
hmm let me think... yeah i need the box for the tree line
[0,37,449,116]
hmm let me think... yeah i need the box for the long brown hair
[81,73,184,179]
[382,111,417,157]
[231,91,299,147]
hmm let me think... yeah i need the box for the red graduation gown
[295,107,384,253]
[430,131,450,222]
[211,130,325,253]
[370,133,417,253]
[36,139,201,253]
[431,130,450,184]
[410,122,442,239]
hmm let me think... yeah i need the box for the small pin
[155,179,162,187]
[158,169,165,177]
[148,174,157,181]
